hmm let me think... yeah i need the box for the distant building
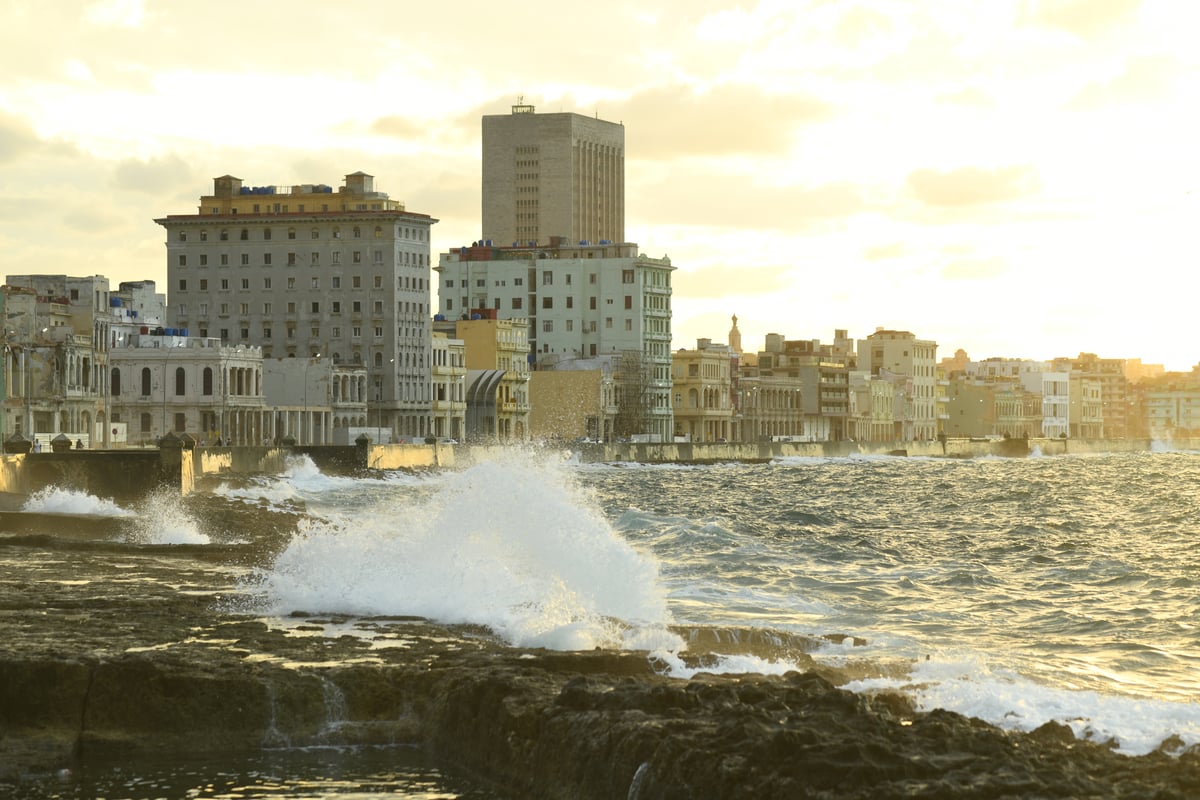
[434,316,530,441]
[157,172,439,441]
[482,101,624,248]
[672,339,735,443]
[430,332,466,441]
[435,239,674,441]
[528,355,618,442]
[1050,353,1128,438]
[859,329,938,441]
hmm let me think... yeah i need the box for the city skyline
[1,0,1196,370]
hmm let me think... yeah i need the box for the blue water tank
[471,314,482,320]
[485,239,492,246]
[180,328,188,337]
[110,297,122,307]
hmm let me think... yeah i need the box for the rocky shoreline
[4,616,1200,799]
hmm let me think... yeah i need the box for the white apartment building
[158,172,439,441]
[1041,372,1071,438]
[859,329,938,441]
[435,240,674,440]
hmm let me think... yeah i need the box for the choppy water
[6,447,1200,797]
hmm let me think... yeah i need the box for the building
[482,101,624,247]
[434,316,531,441]
[157,172,439,441]
[672,339,734,443]
[435,239,674,441]
[3,277,113,446]
[528,356,618,442]
[108,332,266,446]
[1050,353,1128,438]
[430,331,466,441]
[859,329,938,441]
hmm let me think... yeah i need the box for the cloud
[906,165,1040,207]
[84,0,148,29]
[634,171,865,231]
[865,243,907,261]
[940,257,1008,280]
[0,112,41,163]
[616,84,834,159]
[113,154,192,194]
[1020,0,1141,38]
[674,263,791,300]
[369,116,427,141]
[1068,55,1178,109]
[63,206,125,233]
[936,86,994,107]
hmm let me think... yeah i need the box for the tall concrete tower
[481,101,624,247]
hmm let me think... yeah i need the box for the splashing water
[255,452,679,651]
[126,487,211,545]
[21,487,135,517]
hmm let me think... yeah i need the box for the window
[240,253,249,266]
[287,277,295,289]
[625,295,632,309]
[566,320,574,332]
[514,277,523,286]
[178,255,187,267]
[312,228,320,239]
[263,277,271,289]
[263,228,272,240]
[311,252,319,265]
[199,255,207,266]
[178,279,187,290]
[605,318,613,329]
[542,271,553,285]
[373,300,383,314]
[263,253,272,265]
[374,326,383,338]
[311,327,320,338]
[445,279,454,288]
[589,297,597,310]
[263,302,272,314]
[288,252,297,266]
[512,297,522,310]
[140,368,151,396]
[199,303,207,315]
[622,270,634,284]
[446,299,454,310]
[220,229,229,241]
[566,296,574,309]
[331,277,340,289]
[287,302,296,313]
[374,226,382,238]
[353,251,362,263]
[332,252,341,264]
[220,254,229,266]
[203,367,213,395]
[240,328,249,339]
[220,303,229,315]
[625,319,633,331]
[175,367,185,396]
[311,277,319,289]
[352,301,361,312]
[111,368,121,397]
[332,301,341,313]
[200,230,208,241]
[476,279,485,287]
[239,303,249,314]
[332,327,341,338]
[241,279,249,289]
[543,319,553,333]
[542,297,553,309]
[589,273,597,284]
[374,275,383,289]
[288,228,296,240]
[352,276,361,288]
[353,226,361,238]
[352,326,361,338]
[220,279,229,290]
[141,413,152,433]
[240,229,248,240]
[311,302,320,313]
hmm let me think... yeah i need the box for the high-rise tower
[482,101,624,247]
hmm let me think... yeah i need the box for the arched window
[175,366,186,396]
[141,367,151,397]
[203,367,213,396]
[111,367,121,397]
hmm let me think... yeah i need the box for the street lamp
[303,353,321,445]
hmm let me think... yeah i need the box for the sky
[1,0,1197,371]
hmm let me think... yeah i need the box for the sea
[6,446,1200,797]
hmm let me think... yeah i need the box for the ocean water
[8,447,1200,796]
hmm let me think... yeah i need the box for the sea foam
[255,452,678,651]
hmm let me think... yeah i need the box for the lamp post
[303,353,321,445]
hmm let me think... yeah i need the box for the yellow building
[672,339,734,442]
[529,366,617,442]
[438,316,530,441]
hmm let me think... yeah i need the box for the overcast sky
[2,0,1196,370]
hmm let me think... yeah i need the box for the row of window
[178,274,422,292]
[178,250,427,267]
[178,225,427,242]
